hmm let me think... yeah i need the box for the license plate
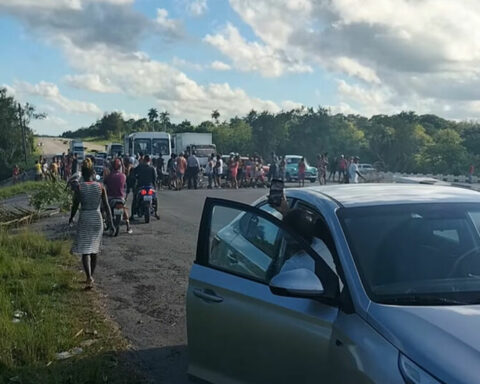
[113,209,123,215]
[143,196,153,201]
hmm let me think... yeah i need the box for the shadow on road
[126,344,199,384]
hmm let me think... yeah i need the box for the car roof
[286,183,480,208]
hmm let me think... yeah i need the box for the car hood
[368,303,480,383]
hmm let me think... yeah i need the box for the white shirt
[217,159,223,175]
[348,163,359,183]
[187,155,200,168]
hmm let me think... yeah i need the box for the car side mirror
[269,268,324,298]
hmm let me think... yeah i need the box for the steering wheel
[448,247,480,278]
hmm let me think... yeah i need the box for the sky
[1,0,480,136]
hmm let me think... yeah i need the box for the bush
[30,179,71,211]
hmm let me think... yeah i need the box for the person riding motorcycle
[103,158,132,234]
[131,155,159,220]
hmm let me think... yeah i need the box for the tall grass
[0,181,44,201]
[0,231,142,383]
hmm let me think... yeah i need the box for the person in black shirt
[131,155,159,220]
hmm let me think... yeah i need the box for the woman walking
[298,157,306,187]
[70,160,113,289]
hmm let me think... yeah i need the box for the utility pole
[18,103,28,165]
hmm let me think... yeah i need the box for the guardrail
[380,172,477,183]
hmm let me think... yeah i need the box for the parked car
[187,184,480,384]
[284,155,317,182]
[357,163,375,172]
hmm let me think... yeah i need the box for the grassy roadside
[0,181,44,201]
[0,231,144,384]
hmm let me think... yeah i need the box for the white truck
[70,140,85,160]
[124,132,172,165]
[173,132,216,168]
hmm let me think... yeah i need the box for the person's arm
[152,167,157,185]
[69,185,80,224]
[101,186,115,233]
[356,169,366,180]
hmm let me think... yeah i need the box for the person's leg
[90,254,97,277]
[193,167,198,189]
[82,254,92,284]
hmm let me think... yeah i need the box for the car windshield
[152,138,169,155]
[338,203,480,305]
[134,139,151,155]
[286,157,309,166]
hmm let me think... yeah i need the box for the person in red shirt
[12,165,20,184]
[103,158,132,234]
[230,155,239,189]
[298,157,306,187]
[338,155,347,183]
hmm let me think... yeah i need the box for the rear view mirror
[269,268,324,298]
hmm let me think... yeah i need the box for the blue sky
[1,0,479,135]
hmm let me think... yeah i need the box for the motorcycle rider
[103,158,132,234]
[131,155,159,220]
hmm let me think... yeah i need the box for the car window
[209,206,282,282]
[339,203,480,303]
[293,202,339,277]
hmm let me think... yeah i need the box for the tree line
[61,106,480,176]
[0,88,44,181]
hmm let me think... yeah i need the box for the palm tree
[148,108,159,131]
[159,110,170,132]
[211,109,220,124]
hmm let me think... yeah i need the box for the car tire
[286,173,291,182]
[310,178,316,183]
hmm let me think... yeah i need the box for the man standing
[205,153,216,189]
[186,151,201,189]
[167,154,177,190]
[176,153,187,190]
[338,155,347,183]
[469,164,475,184]
[72,153,78,175]
[348,157,365,184]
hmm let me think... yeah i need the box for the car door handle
[193,289,224,303]
[227,253,238,264]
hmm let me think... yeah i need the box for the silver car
[187,184,480,384]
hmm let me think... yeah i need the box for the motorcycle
[136,186,157,224]
[109,198,125,236]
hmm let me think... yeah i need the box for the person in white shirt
[214,154,223,188]
[205,153,216,189]
[348,156,365,184]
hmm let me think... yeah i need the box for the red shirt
[104,171,126,199]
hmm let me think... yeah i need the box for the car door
[187,197,340,384]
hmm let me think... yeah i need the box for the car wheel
[286,173,291,182]
[310,178,316,183]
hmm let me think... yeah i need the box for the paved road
[96,188,267,383]
[37,137,104,158]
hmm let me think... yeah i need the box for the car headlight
[399,354,441,384]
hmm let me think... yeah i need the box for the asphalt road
[96,188,267,383]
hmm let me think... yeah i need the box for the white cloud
[204,23,312,77]
[172,57,204,71]
[64,73,120,93]
[155,8,183,37]
[210,60,231,71]
[14,81,102,115]
[333,57,380,84]
[223,0,480,119]
[188,0,207,16]
[60,42,283,123]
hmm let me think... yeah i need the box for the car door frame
[195,197,340,300]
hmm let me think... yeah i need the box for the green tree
[211,109,220,124]
[148,108,159,131]
[159,110,170,132]
[417,129,469,174]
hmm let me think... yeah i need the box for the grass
[0,182,44,201]
[0,231,143,384]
